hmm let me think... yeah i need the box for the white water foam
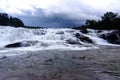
[0,26,118,56]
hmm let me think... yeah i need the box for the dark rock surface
[80,29,88,33]
[75,33,93,43]
[5,40,39,48]
[100,30,120,44]
[66,38,81,45]
[5,42,22,48]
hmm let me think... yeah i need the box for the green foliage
[75,12,120,30]
[101,12,118,21]
[0,13,24,27]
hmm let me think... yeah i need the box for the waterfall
[0,26,117,51]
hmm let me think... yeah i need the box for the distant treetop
[74,12,120,30]
[0,13,24,27]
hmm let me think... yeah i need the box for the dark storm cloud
[19,13,84,28]
[15,6,101,28]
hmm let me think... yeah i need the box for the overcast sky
[0,0,120,27]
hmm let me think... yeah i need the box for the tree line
[74,12,120,30]
[0,12,120,29]
[0,13,24,27]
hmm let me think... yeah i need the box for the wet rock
[100,30,120,44]
[80,29,88,33]
[5,40,39,48]
[66,39,81,45]
[56,31,64,34]
[0,56,7,59]
[81,36,93,43]
[97,30,102,33]
[5,42,22,48]
[75,33,93,43]
[114,39,120,44]
[75,33,81,38]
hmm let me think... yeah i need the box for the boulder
[100,30,120,44]
[5,42,22,48]
[97,30,102,33]
[80,36,93,43]
[114,39,120,44]
[75,33,93,43]
[5,40,39,48]
[80,29,88,34]
[66,39,81,45]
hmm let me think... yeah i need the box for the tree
[84,12,120,30]
[85,20,97,29]
[101,12,119,29]
[0,13,9,25]
[0,13,24,27]
[11,18,24,27]
[101,12,118,21]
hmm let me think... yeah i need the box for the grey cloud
[15,6,99,28]
[11,8,84,28]
[5,0,120,28]
[19,13,84,28]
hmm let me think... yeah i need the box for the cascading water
[0,26,116,52]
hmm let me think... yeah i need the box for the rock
[0,56,7,59]
[56,31,64,34]
[97,30,102,33]
[80,29,88,33]
[66,39,81,45]
[100,30,120,44]
[75,33,93,43]
[5,42,22,48]
[5,40,39,48]
[114,39,120,44]
[81,36,93,43]
[75,33,81,38]
[99,34,106,40]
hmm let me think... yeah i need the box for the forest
[0,13,24,27]
[74,12,120,30]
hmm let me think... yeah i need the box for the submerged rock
[56,31,64,34]
[0,56,7,59]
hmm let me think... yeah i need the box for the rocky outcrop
[75,33,93,43]
[5,42,22,48]
[100,30,120,44]
[5,40,39,48]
